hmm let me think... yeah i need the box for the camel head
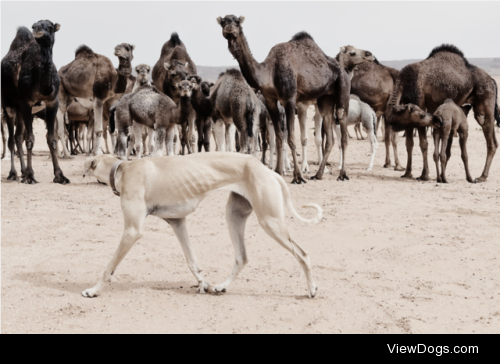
[32,20,60,46]
[187,75,203,90]
[217,15,245,40]
[201,81,214,96]
[135,64,151,86]
[164,60,189,88]
[391,104,437,131]
[114,43,135,61]
[176,80,195,98]
[338,45,375,69]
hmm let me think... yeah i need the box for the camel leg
[313,109,325,172]
[203,118,212,152]
[132,123,143,160]
[458,128,474,183]
[55,106,72,159]
[166,218,210,294]
[91,98,104,156]
[212,120,225,152]
[147,127,156,157]
[2,115,8,159]
[335,123,342,170]
[354,124,365,140]
[282,133,292,173]
[165,125,176,156]
[297,103,309,173]
[267,119,276,169]
[45,103,70,184]
[212,192,253,294]
[367,126,378,171]
[401,128,414,179]
[266,100,284,176]
[225,123,235,152]
[196,116,204,153]
[87,121,94,155]
[383,117,393,168]
[433,129,442,183]
[14,110,26,178]
[439,132,451,183]
[155,127,166,157]
[187,115,196,154]
[475,119,498,183]
[337,117,350,181]
[416,126,431,181]
[284,100,306,184]
[311,100,335,180]
[82,200,146,298]
[391,125,404,171]
[6,111,19,180]
[102,119,110,154]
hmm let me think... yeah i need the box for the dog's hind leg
[213,193,253,295]
[253,195,317,298]
[166,218,210,294]
[82,202,146,298]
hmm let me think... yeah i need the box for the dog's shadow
[14,271,194,296]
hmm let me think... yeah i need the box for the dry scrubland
[2,79,500,333]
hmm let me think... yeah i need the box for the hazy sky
[2,1,499,70]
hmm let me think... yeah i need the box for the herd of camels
[2,16,499,186]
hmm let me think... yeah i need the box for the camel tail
[245,100,255,138]
[109,106,116,134]
[273,173,322,226]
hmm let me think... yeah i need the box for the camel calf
[432,99,473,183]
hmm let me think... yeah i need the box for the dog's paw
[82,288,100,298]
[197,282,209,294]
[212,285,228,295]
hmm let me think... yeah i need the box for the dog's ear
[83,156,98,178]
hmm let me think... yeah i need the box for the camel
[351,57,403,171]
[387,44,500,183]
[334,95,378,171]
[296,45,374,174]
[188,70,260,156]
[152,33,197,155]
[56,43,134,157]
[65,100,94,155]
[217,15,354,183]
[1,21,69,184]
[432,100,473,183]
[188,76,214,152]
[114,79,195,160]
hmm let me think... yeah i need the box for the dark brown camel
[1,21,69,184]
[387,44,500,183]
[217,15,351,183]
[351,58,404,171]
[432,99,473,183]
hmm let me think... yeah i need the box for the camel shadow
[13,271,194,296]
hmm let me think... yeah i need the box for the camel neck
[191,89,213,116]
[39,43,55,96]
[114,58,132,94]
[229,32,262,89]
[338,57,356,80]
[178,96,191,123]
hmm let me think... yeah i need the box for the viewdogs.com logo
[387,344,478,356]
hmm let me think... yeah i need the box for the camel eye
[350,52,356,56]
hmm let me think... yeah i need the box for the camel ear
[210,82,214,87]
[32,23,36,29]
[175,83,180,89]
[217,17,222,25]
[185,62,189,68]
[340,46,346,53]
[239,16,245,24]
[54,23,61,32]
[164,62,171,70]
[131,44,136,51]
[171,71,176,76]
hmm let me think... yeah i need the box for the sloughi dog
[82,153,322,298]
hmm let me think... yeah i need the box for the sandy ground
[2,88,500,333]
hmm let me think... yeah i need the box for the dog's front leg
[165,218,210,294]
[82,205,145,298]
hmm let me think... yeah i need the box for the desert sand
[2,82,500,333]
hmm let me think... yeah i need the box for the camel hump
[427,44,474,69]
[75,45,94,57]
[7,27,34,52]
[224,68,244,80]
[291,31,314,42]
[170,32,182,47]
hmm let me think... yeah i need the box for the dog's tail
[273,173,322,226]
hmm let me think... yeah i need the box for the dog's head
[83,155,117,179]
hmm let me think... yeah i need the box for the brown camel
[217,15,353,183]
[351,58,404,171]
[56,43,134,157]
[296,45,374,174]
[432,99,473,183]
[152,33,197,154]
[387,44,500,182]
